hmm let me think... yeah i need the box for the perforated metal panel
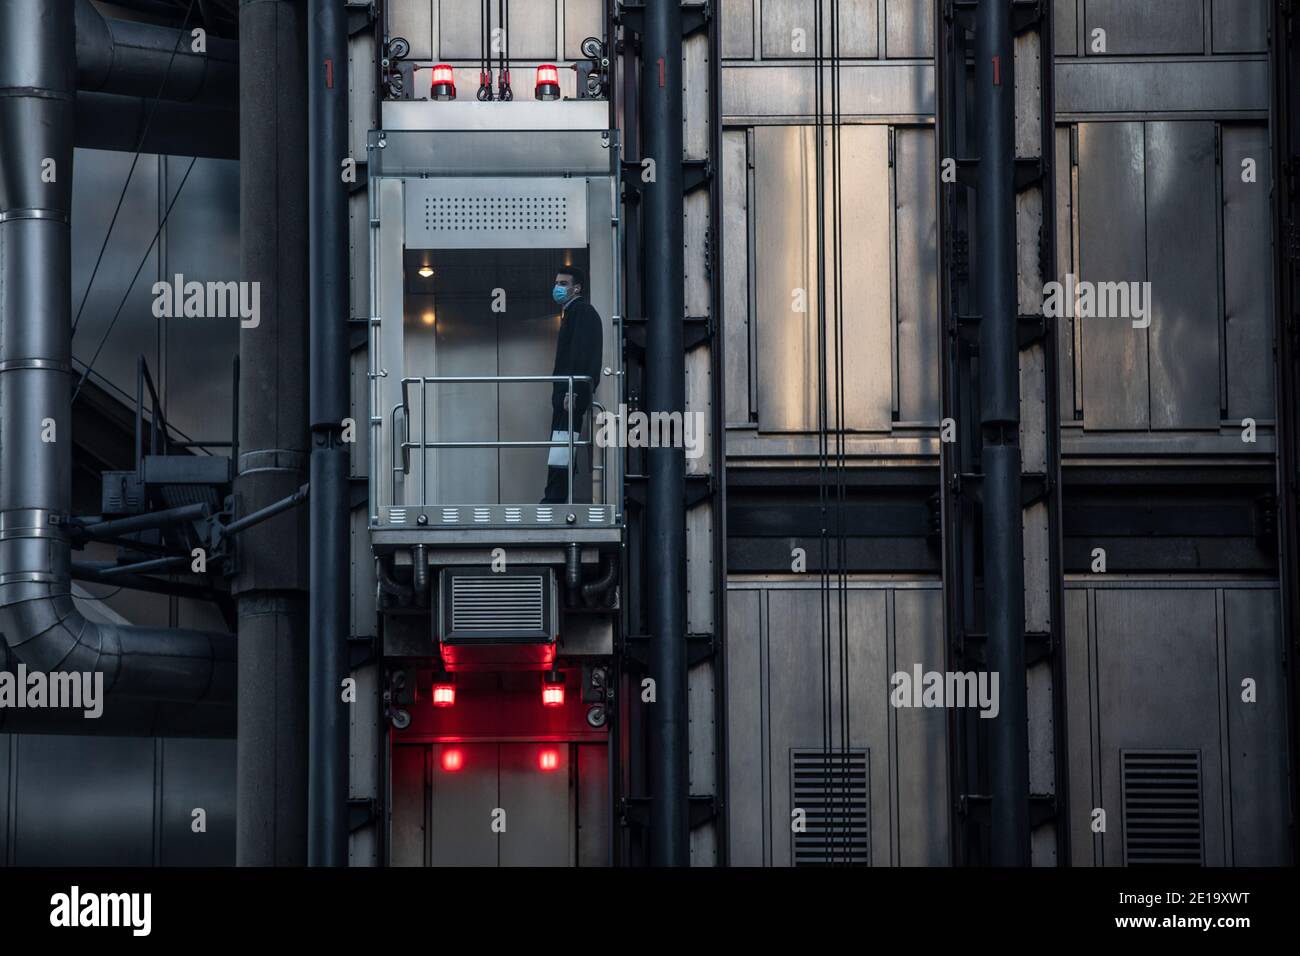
[789,748,870,866]
[405,177,588,249]
[1122,750,1204,866]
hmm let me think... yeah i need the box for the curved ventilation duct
[0,0,235,710]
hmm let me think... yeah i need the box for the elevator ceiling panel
[404,177,588,249]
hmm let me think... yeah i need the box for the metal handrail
[391,374,597,507]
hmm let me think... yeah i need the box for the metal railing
[390,375,600,507]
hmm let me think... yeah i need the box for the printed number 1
[658,57,665,87]
[992,55,1001,86]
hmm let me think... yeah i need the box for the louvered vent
[790,749,870,866]
[451,575,544,632]
[1122,750,1203,866]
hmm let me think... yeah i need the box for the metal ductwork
[75,0,237,107]
[0,0,235,711]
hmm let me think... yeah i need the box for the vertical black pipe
[308,0,351,866]
[640,0,689,865]
[974,0,1029,864]
[236,0,310,866]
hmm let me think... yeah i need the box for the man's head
[553,266,586,305]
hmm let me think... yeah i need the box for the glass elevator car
[367,98,622,865]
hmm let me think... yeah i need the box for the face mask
[552,285,570,304]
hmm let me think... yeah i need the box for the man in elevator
[542,266,603,503]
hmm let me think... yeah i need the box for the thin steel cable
[72,0,198,339]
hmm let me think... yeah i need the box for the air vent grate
[790,749,870,866]
[450,574,545,633]
[424,195,570,232]
[1122,750,1203,866]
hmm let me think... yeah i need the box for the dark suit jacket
[550,296,603,431]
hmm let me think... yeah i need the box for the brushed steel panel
[1212,0,1267,55]
[576,744,610,866]
[496,305,558,505]
[723,0,756,59]
[15,735,155,865]
[439,0,483,61]
[441,0,558,61]
[1223,588,1289,864]
[1055,59,1268,116]
[753,125,892,433]
[722,63,935,118]
[564,0,605,59]
[1055,125,1076,419]
[761,0,878,59]
[726,588,765,865]
[1094,589,1224,866]
[504,0,559,61]
[1222,124,1273,423]
[1084,0,1204,55]
[430,742,499,865]
[390,744,427,866]
[722,130,752,424]
[1055,0,1078,56]
[1064,587,1095,866]
[894,126,938,424]
[1077,122,1148,430]
[390,0,434,60]
[893,587,947,865]
[885,0,933,59]
[1145,121,1219,430]
[499,742,572,865]
[764,586,889,866]
[161,738,236,866]
[0,736,7,864]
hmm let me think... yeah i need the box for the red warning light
[441,748,464,772]
[541,678,564,708]
[538,748,560,772]
[430,63,457,100]
[535,64,560,101]
[432,682,456,707]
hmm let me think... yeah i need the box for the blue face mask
[552,284,570,304]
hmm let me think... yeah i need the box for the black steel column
[975,0,1029,865]
[640,0,689,865]
[236,0,310,867]
[308,0,351,867]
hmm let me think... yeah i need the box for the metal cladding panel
[1055,60,1268,117]
[1055,126,1077,419]
[884,0,934,59]
[499,743,572,865]
[892,588,947,865]
[429,743,499,866]
[371,128,612,177]
[576,744,609,866]
[439,0,558,60]
[404,177,588,250]
[1077,122,1148,430]
[1144,121,1220,431]
[1063,588,1095,866]
[753,125,892,434]
[0,736,7,863]
[1212,0,1268,55]
[390,745,427,866]
[14,736,156,865]
[1054,0,1078,56]
[722,0,756,59]
[1083,0,1204,56]
[764,587,890,866]
[160,738,236,866]
[1093,589,1224,866]
[894,126,939,424]
[722,130,752,424]
[760,0,878,59]
[390,0,434,60]
[725,588,765,865]
[564,0,605,60]
[1222,124,1274,423]
[722,64,934,119]
[1223,589,1289,864]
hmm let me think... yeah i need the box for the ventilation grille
[1122,750,1203,866]
[424,195,570,232]
[790,749,870,866]
[450,574,545,633]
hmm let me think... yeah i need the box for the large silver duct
[0,0,235,710]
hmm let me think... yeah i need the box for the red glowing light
[535,64,561,101]
[542,683,565,707]
[432,683,456,707]
[430,63,457,100]
[538,749,559,771]
[441,748,464,772]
